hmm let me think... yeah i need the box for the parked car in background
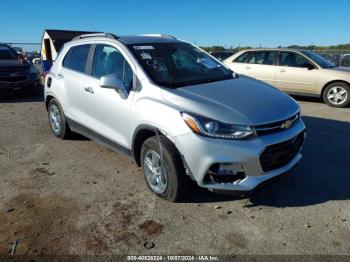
[341,54,350,67]
[0,44,41,94]
[224,49,350,107]
[12,46,24,55]
[45,33,305,201]
[32,57,41,65]
[210,50,235,61]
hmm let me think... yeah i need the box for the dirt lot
[0,92,349,256]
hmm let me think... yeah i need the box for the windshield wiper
[157,74,234,88]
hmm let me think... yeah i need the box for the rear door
[59,44,92,123]
[243,51,276,86]
[230,51,277,86]
[226,51,250,75]
[275,51,320,94]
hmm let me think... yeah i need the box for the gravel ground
[0,92,349,256]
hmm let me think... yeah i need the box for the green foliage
[286,43,350,51]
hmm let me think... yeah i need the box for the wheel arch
[321,80,350,97]
[131,124,181,167]
[45,95,55,110]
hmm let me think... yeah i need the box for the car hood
[161,76,300,126]
[329,67,350,73]
[0,59,29,68]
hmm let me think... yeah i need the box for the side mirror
[306,63,315,70]
[100,73,128,99]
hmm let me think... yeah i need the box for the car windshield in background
[301,50,336,69]
[0,45,19,60]
[129,43,234,88]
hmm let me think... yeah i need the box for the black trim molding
[66,117,133,160]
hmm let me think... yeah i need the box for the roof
[118,35,182,45]
[237,48,309,53]
[44,29,97,51]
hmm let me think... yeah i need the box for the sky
[1,0,350,51]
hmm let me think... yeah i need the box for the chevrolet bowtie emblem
[9,73,20,77]
[281,120,292,129]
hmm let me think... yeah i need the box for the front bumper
[0,73,41,91]
[174,119,306,192]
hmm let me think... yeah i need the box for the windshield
[0,45,19,60]
[301,50,336,68]
[128,43,234,88]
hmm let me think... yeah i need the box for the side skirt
[66,117,135,162]
[287,92,321,98]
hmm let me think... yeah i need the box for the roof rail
[72,33,119,41]
[139,34,176,39]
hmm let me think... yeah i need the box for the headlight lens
[29,64,38,74]
[181,112,255,139]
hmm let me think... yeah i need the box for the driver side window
[92,44,133,91]
[279,52,312,68]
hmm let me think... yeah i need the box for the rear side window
[234,52,250,63]
[246,51,275,65]
[63,44,90,73]
[62,48,72,67]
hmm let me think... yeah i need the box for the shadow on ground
[290,95,323,104]
[184,116,350,207]
[0,89,44,103]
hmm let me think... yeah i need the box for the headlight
[29,64,38,74]
[181,112,255,139]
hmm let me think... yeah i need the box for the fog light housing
[204,163,247,184]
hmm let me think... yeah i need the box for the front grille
[255,112,300,135]
[259,132,304,172]
[0,67,29,83]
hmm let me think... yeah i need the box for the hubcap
[49,104,62,134]
[327,86,348,105]
[143,150,167,193]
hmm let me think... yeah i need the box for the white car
[45,33,305,201]
[224,49,350,107]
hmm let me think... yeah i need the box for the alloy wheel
[49,104,62,134]
[143,149,167,193]
[327,86,348,105]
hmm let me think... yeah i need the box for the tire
[323,82,350,108]
[47,98,72,139]
[141,135,191,202]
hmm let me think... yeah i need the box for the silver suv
[45,33,306,201]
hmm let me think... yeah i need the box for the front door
[275,51,320,94]
[81,44,136,148]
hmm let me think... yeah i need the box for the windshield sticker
[197,58,220,69]
[134,46,154,50]
[146,59,167,72]
[140,52,152,59]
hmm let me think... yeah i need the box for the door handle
[84,87,94,94]
[279,69,287,73]
[57,73,64,79]
[245,66,251,69]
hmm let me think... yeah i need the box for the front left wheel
[323,82,350,108]
[141,136,191,202]
[47,98,72,139]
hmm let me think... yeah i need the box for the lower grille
[259,132,304,172]
[0,67,29,83]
